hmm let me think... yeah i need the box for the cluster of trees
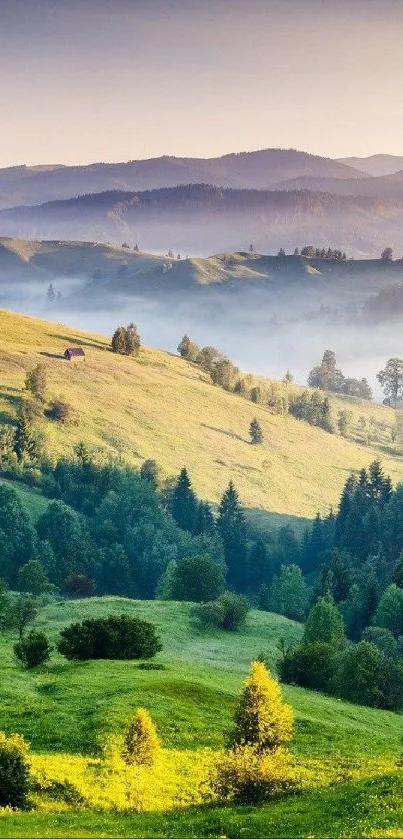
[0,363,78,471]
[178,338,376,441]
[301,461,403,642]
[280,595,403,710]
[178,335,290,415]
[307,350,372,400]
[300,246,347,260]
[0,455,293,605]
[111,323,141,356]
[289,391,334,433]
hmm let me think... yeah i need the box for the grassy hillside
[1,597,403,837]
[0,237,165,284]
[1,308,403,531]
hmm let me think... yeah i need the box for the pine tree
[46,283,56,305]
[270,564,308,622]
[258,583,271,611]
[195,500,215,535]
[249,418,264,445]
[171,467,198,533]
[218,482,247,591]
[304,595,345,648]
[13,413,37,463]
[248,539,271,592]
[123,707,160,766]
[177,335,191,357]
[229,661,293,753]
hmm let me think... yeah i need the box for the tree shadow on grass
[39,351,64,360]
[48,332,108,350]
[201,423,247,444]
[0,391,22,423]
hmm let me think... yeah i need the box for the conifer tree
[304,595,345,648]
[177,335,191,357]
[248,539,271,592]
[195,500,215,535]
[249,418,264,445]
[218,481,247,591]
[229,661,293,753]
[123,707,160,766]
[258,583,271,611]
[46,283,56,305]
[171,467,198,533]
[13,413,37,462]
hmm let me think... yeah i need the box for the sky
[0,0,402,167]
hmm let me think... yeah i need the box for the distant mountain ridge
[337,154,403,177]
[0,148,366,209]
[1,183,403,257]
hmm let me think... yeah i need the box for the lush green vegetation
[3,310,403,835]
[1,598,403,836]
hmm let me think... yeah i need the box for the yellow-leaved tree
[214,660,296,803]
[230,660,294,752]
[123,707,161,767]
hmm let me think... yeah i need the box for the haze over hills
[2,184,403,257]
[0,236,402,395]
[0,149,366,209]
[272,169,403,200]
[338,154,403,177]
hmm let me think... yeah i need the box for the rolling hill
[1,308,403,533]
[1,597,403,838]
[0,149,365,209]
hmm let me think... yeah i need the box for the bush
[190,599,226,629]
[0,731,31,808]
[14,631,52,669]
[212,744,296,803]
[218,592,249,630]
[57,614,162,661]
[62,574,96,598]
[45,401,75,424]
[331,641,384,708]
[122,708,161,766]
[167,554,225,602]
[279,642,335,692]
[191,592,249,632]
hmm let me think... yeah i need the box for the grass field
[1,597,403,837]
[1,308,403,535]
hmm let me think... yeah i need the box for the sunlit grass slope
[1,597,403,837]
[0,308,402,528]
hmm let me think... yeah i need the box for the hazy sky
[0,0,402,166]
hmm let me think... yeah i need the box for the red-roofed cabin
[64,347,85,361]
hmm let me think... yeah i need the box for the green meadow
[1,597,403,837]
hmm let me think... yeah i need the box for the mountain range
[0,148,403,256]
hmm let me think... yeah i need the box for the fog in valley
[3,274,401,401]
